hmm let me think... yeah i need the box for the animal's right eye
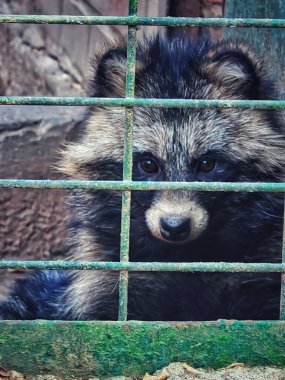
[138,158,159,174]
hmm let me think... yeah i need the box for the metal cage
[0,0,285,377]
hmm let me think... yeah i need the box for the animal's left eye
[196,158,216,173]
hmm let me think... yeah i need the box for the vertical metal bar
[118,0,138,321]
[280,195,285,319]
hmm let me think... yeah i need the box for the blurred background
[0,0,284,296]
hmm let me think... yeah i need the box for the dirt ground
[3,362,285,380]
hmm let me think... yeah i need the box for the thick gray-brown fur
[0,35,284,321]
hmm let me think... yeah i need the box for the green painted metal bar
[280,195,285,319]
[1,14,285,27]
[0,320,285,378]
[0,260,284,272]
[1,96,285,108]
[119,191,131,320]
[118,0,138,322]
[0,179,284,192]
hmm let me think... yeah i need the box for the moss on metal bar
[1,15,285,27]
[0,179,284,192]
[0,320,284,378]
[0,260,283,272]
[1,96,285,108]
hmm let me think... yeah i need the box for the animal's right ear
[201,43,264,99]
[89,45,128,98]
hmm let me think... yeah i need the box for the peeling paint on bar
[1,96,285,108]
[1,15,285,28]
[0,260,284,272]
[0,179,284,192]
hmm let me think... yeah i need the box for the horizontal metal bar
[1,96,285,109]
[1,15,285,28]
[0,179,284,192]
[1,320,285,378]
[0,260,284,272]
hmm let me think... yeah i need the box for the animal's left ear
[202,43,264,98]
[89,42,145,98]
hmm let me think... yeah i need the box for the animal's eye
[138,158,159,174]
[196,158,216,173]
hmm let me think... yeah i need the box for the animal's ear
[89,45,128,97]
[202,43,264,98]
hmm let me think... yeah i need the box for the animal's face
[59,36,285,245]
[132,107,236,243]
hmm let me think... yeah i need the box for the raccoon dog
[0,35,284,321]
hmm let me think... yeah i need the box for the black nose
[160,216,191,242]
